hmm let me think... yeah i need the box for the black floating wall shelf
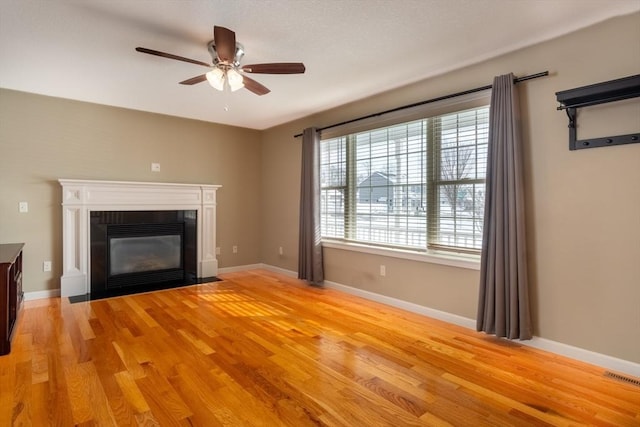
[556,74,640,151]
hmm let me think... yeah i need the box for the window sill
[321,240,481,270]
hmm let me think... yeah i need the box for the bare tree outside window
[439,146,474,211]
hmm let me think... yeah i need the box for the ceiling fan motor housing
[207,40,244,68]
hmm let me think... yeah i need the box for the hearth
[90,210,197,299]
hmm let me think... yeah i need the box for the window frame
[319,91,490,267]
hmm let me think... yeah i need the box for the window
[320,105,489,255]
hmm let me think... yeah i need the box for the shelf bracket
[556,74,640,151]
[565,107,576,130]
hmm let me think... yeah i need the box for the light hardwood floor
[1,269,638,426]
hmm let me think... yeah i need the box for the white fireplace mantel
[59,179,221,297]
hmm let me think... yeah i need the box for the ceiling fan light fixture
[227,68,245,92]
[206,68,225,91]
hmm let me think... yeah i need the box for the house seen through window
[320,105,489,255]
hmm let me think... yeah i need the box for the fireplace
[59,180,221,298]
[90,210,197,298]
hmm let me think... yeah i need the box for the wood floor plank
[1,269,639,426]
[166,373,226,426]
[135,362,192,424]
[0,355,15,426]
[11,361,32,426]
[64,361,116,425]
[114,370,150,414]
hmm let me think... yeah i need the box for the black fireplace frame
[90,210,197,299]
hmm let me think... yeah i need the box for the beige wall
[260,13,640,363]
[0,91,263,292]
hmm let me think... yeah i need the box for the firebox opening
[110,235,182,276]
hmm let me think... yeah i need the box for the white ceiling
[1,1,638,130]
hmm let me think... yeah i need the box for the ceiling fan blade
[243,76,270,96]
[214,26,236,62]
[135,47,211,68]
[242,63,306,74]
[180,74,208,85]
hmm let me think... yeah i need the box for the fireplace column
[200,186,219,279]
[59,180,221,297]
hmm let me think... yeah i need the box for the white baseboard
[324,278,477,330]
[24,289,61,301]
[217,264,265,274]
[218,263,298,278]
[257,264,298,278]
[525,337,640,377]
[258,264,640,378]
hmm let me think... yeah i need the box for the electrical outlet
[380,265,386,277]
[43,261,52,272]
[278,246,283,256]
[19,202,28,213]
[151,163,161,172]
[232,245,238,254]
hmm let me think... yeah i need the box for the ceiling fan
[135,26,306,96]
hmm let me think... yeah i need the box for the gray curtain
[298,127,324,284]
[477,73,532,340]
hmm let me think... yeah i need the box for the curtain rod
[293,71,549,138]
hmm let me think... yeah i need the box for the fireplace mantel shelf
[59,179,221,297]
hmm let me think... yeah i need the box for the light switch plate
[19,202,28,213]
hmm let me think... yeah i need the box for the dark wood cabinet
[1,243,24,356]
